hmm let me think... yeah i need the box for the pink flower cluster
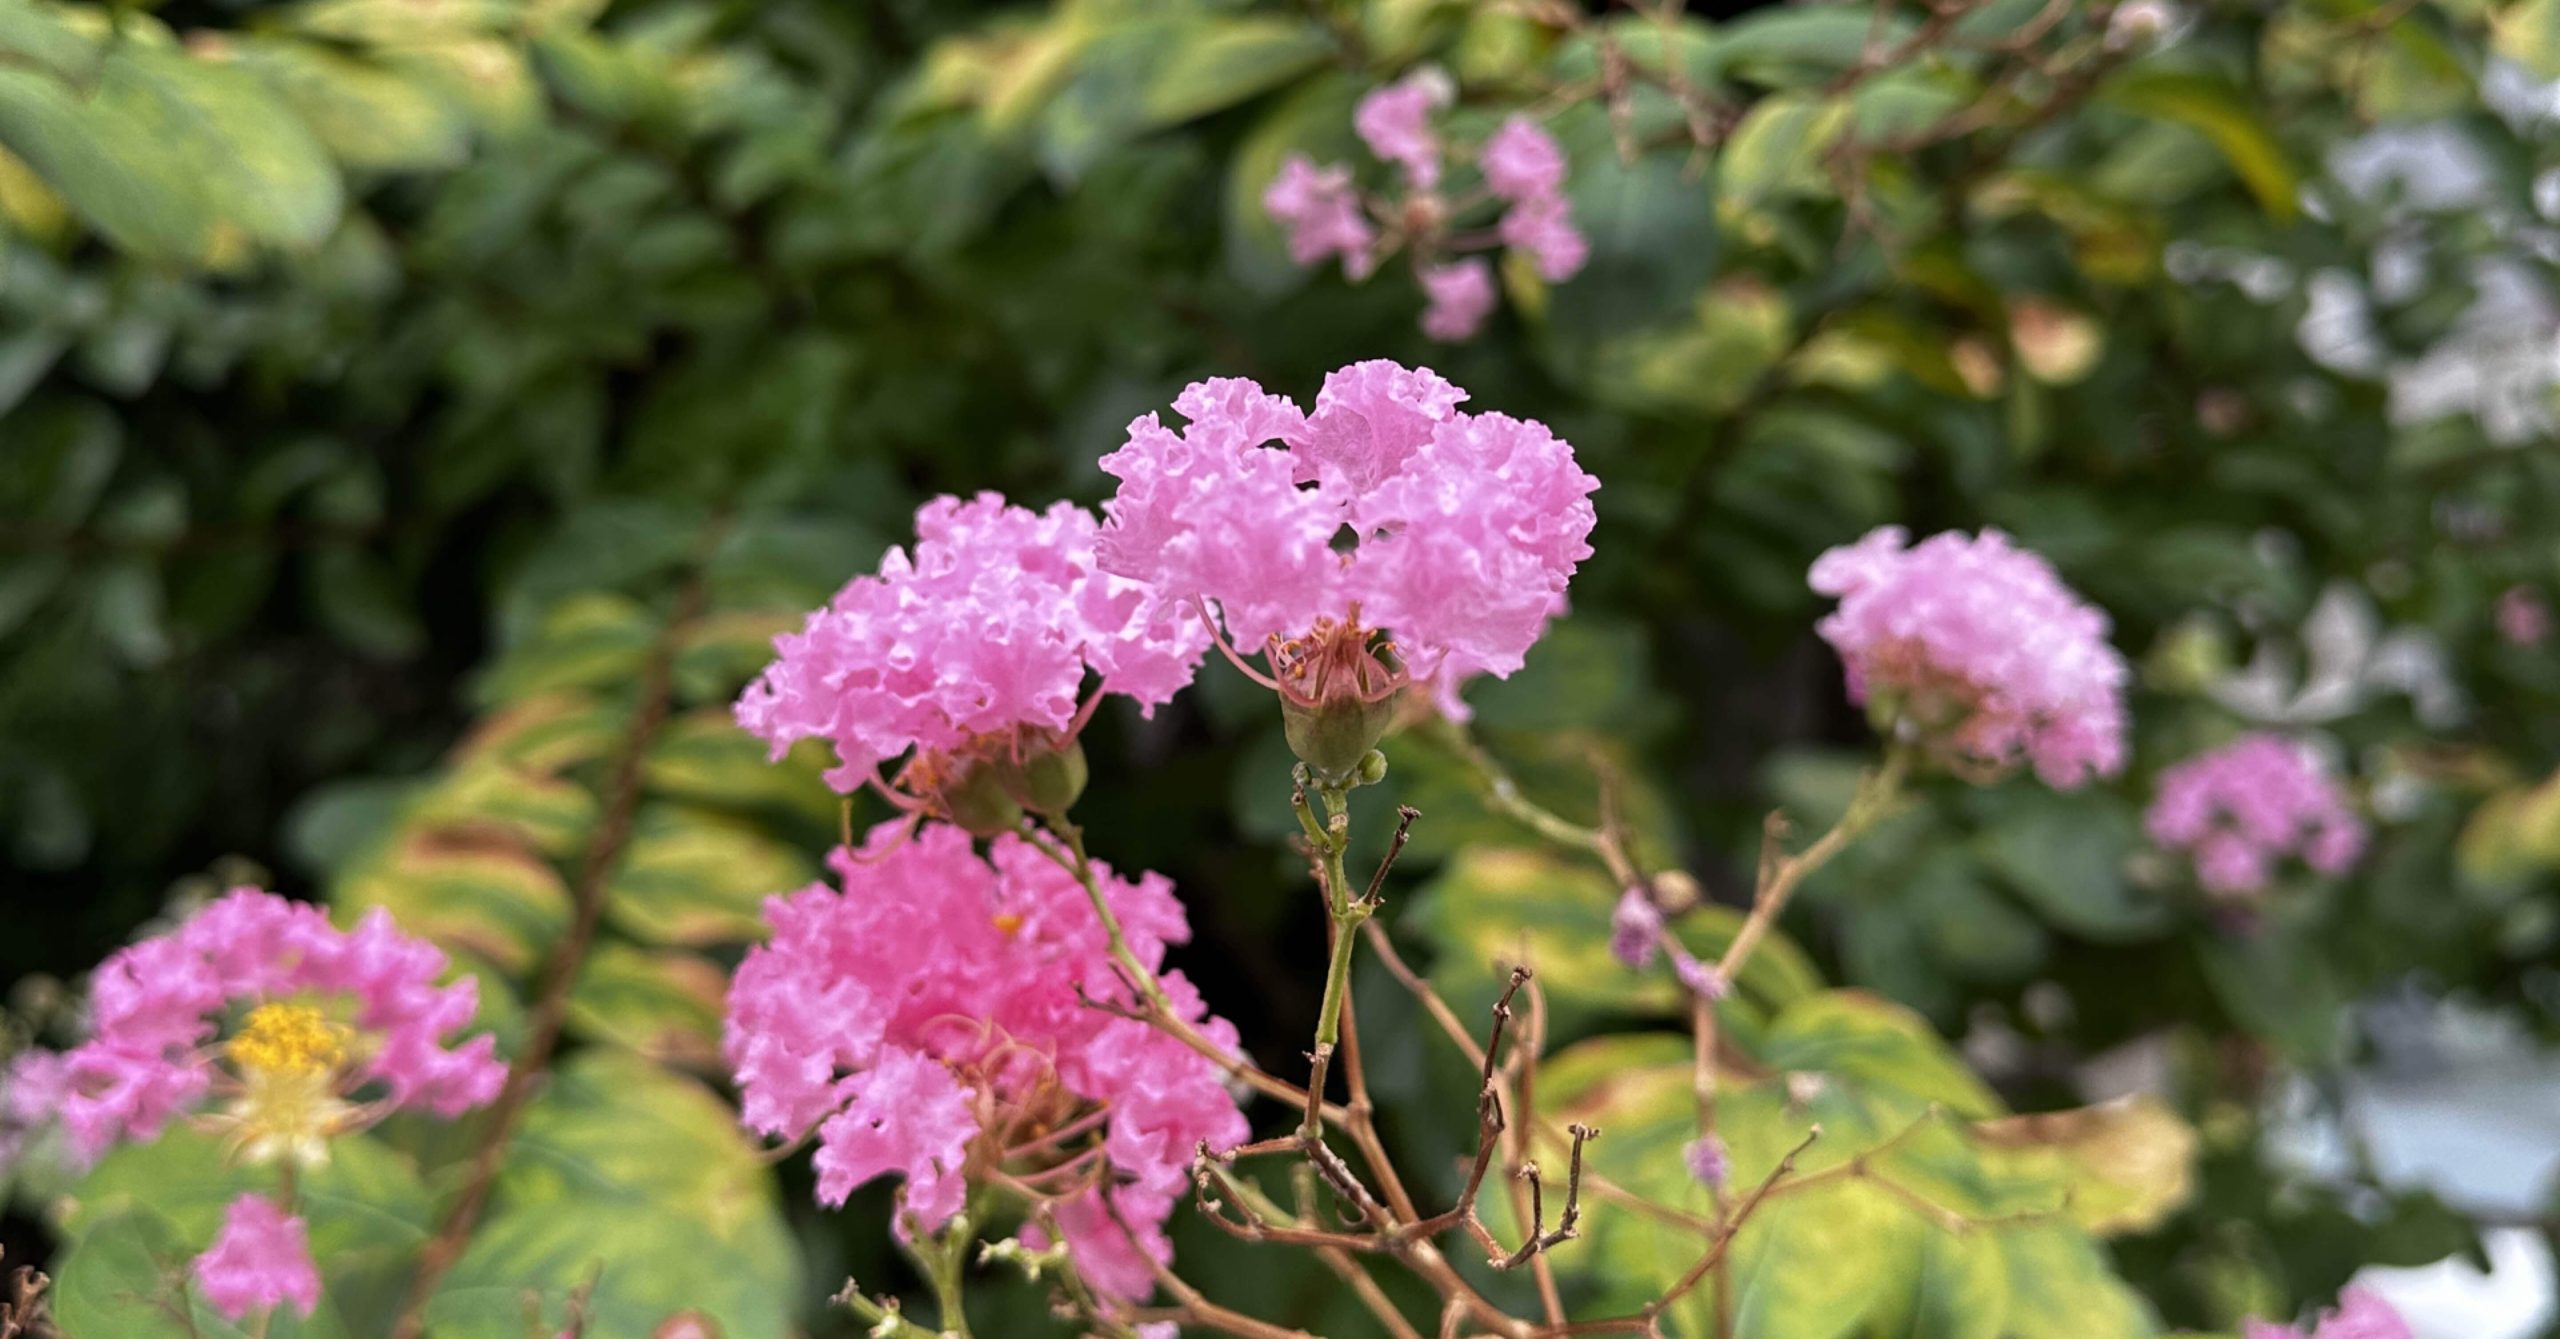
[736,493,1206,796]
[0,1049,65,1180]
[192,1193,320,1322]
[724,822,1247,1300]
[2246,1287,2412,1339]
[56,888,504,1161]
[1263,71,1586,341]
[1809,527,2129,789]
[2146,733,2365,896]
[1098,361,1599,707]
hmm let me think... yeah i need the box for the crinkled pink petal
[1418,259,1498,342]
[1809,528,2128,789]
[737,493,1207,790]
[813,1047,977,1233]
[57,889,502,1160]
[1481,115,1567,202]
[192,1194,320,1321]
[1354,71,1451,191]
[1264,155,1378,277]
[1499,191,1588,281]
[2146,734,2365,893]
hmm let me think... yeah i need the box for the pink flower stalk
[1263,155,1378,278]
[1096,362,1598,732]
[1480,116,1567,202]
[2498,585,2550,647]
[724,822,1247,1297]
[1354,70,1452,191]
[2245,1287,2413,1339]
[1418,259,1496,341]
[735,493,1208,812]
[2147,733,2365,897]
[191,1193,321,1321]
[1809,527,2129,789]
[1499,191,1589,282]
[56,888,503,1164]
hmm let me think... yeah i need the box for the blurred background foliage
[4,0,2559,1334]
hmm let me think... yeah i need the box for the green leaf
[567,941,728,1067]
[2495,0,2560,78]
[475,592,659,706]
[1975,788,2172,942]
[1717,92,1852,215]
[337,831,572,974]
[408,756,602,859]
[231,38,472,172]
[0,0,97,81]
[2100,70,2299,220]
[641,708,840,824]
[424,1052,798,1339]
[120,46,343,250]
[0,65,213,259]
[605,802,814,946]
[1138,16,1331,127]
[1409,845,1821,1033]
[1758,990,2002,1118]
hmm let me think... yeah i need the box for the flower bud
[1283,690,1400,786]
[938,762,1026,838]
[997,736,1090,817]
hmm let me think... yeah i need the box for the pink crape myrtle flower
[1354,69,1452,190]
[56,888,503,1165]
[1499,191,1589,282]
[1481,115,1567,202]
[2498,585,2550,647]
[724,822,1247,1298]
[1263,155,1377,278]
[1096,361,1598,744]
[2147,733,2365,897]
[191,1193,322,1321]
[1809,527,2129,789]
[1418,259,1496,341]
[2245,1286,2413,1339]
[735,493,1208,819]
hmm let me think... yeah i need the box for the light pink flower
[2498,585,2549,647]
[724,822,1246,1289]
[1683,1135,1730,1191]
[1097,362,1598,710]
[1809,527,2129,789]
[1354,70,1452,191]
[2148,733,2365,896]
[1480,116,1567,202]
[192,1194,320,1321]
[1263,155,1378,278]
[1499,192,1588,282]
[735,493,1208,795]
[1609,887,1664,969]
[57,889,503,1162]
[2245,1286,2413,1339]
[1418,259,1497,341]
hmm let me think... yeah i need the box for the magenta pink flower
[1263,155,1378,278]
[57,888,503,1164]
[1354,70,1452,191]
[1499,191,1589,282]
[1810,527,2128,788]
[724,822,1246,1292]
[735,493,1208,806]
[1608,887,1664,969]
[1418,259,1497,341]
[2245,1287,2413,1339]
[2498,585,2550,647]
[2148,733,2365,897]
[0,1049,65,1178]
[1481,116,1567,202]
[1683,1134,1730,1192]
[192,1193,321,1321]
[1096,362,1598,721]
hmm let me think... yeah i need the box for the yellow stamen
[227,1002,347,1079]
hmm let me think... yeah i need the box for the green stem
[923,1224,975,1338]
[1300,780,1370,1139]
